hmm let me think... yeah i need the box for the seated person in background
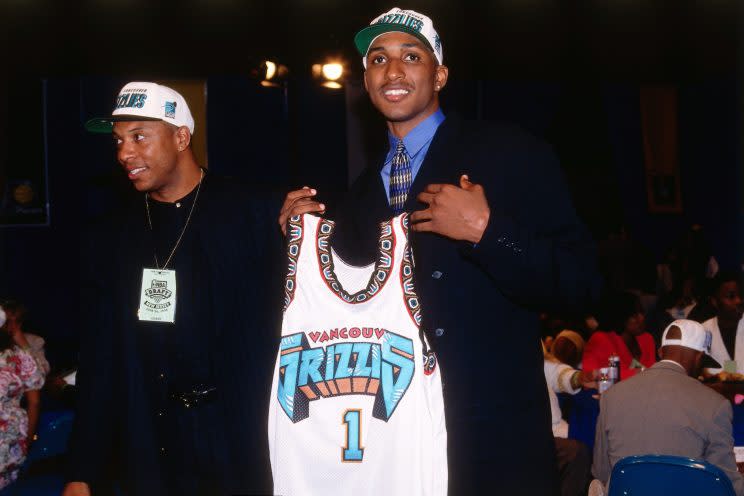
[665,277,698,320]
[583,290,656,380]
[1,300,50,454]
[541,313,583,350]
[702,270,744,374]
[0,306,46,489]
[647,276,698,343]
[0,300,50,375]
[551,330,585,368]
[687,275,719,324]
[592,320,744,496]
[545,346,595,496]
[583,314,600,337]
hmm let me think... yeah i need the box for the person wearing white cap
[591,319,744,496]
[278,7,600,495]
[64,82,276,496]
[84,82,198,199]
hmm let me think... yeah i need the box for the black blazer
[330,115,601,495]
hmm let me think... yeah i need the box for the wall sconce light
[312,61,345,89]
[259,60,288,88]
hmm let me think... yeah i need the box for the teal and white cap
[85,82,195,135]
[354,7,443,68]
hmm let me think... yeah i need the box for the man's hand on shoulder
[62,482,91,496]
[410,175,490,243]
[278,187,326,236]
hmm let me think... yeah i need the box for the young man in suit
[279,8,600,494]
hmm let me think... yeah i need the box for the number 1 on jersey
[342,409,364,462]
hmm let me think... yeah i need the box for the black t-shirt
[143,183,215,391]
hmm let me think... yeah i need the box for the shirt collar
[386,108,445,161]
[658,359,686,372]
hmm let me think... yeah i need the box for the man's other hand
[278,187,326,236]
[410,175,490,243]
[62,482,91,496]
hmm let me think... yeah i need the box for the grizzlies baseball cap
[355,8,443,68]
[661,319,721,368]
[85,82,195,135]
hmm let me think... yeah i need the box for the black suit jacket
[330,115,601,495]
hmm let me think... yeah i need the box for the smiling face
[113,120,185,199]
[363,31,448,137]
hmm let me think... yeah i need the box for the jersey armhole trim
[283,214,304,312]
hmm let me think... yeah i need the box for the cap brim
[84,115,162,134]
[354,24,434,58]
[702,354,722,369]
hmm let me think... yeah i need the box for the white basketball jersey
[268,213,447,496]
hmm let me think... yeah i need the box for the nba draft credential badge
[138,268,177,323]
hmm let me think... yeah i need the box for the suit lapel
[399,116,464,268]
[709,318,732,364]
[404,115,463,213]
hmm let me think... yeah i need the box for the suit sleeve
[592,394,611,483]
[460,137,601,312]
[66,228,116,485]
[705,399,744,496]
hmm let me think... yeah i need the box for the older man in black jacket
[67,82,276,496]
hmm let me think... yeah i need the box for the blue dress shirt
[380,109,446,203]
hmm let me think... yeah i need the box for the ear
[363,70,369,93]
[695,351,704,369]
[175,126,191,152]
[433,64,449,93]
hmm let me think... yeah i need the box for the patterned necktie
[389,139,412,214]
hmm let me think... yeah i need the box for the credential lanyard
[138,169,204,323]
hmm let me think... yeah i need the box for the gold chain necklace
[144,168,204,270]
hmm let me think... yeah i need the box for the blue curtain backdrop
[0,76,740,358]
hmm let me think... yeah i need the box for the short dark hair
[665,324,682,340]
[1,300,27,323]
[596,290,642,334]
[711,269,742,296]
[0,300,20,352]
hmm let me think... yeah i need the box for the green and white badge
[138,268,177,323]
